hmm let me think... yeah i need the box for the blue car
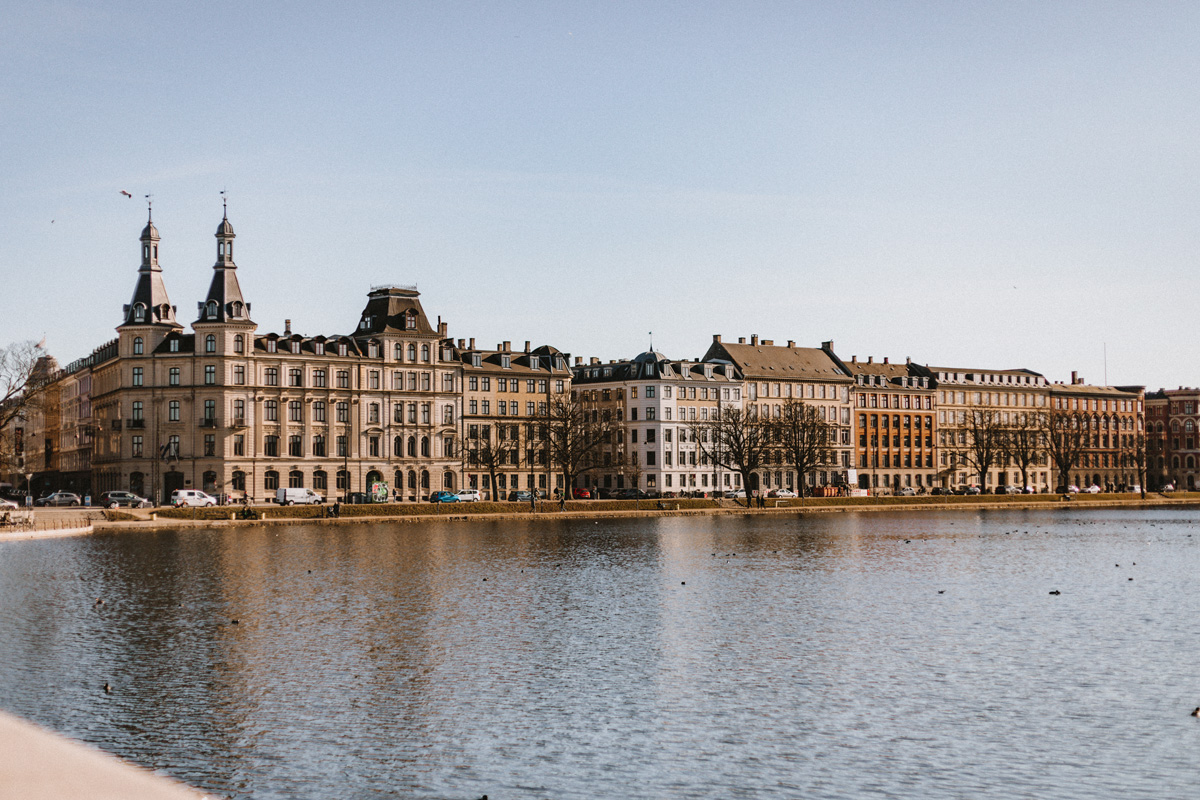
[428,491,459,503]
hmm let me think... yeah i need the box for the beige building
[458,340,572,499]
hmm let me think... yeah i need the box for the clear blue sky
[3,2,1197,390]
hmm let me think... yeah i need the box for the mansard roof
[354,286,437,337]
[703,339,850,381]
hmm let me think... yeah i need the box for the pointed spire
[123,208,178,329]
[197,200,251,325]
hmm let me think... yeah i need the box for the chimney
[906,356,911,365]
[284,319,291,337]
[787,340,795,348]
[694,357,700,362]
[524,341,530,353]
[750,334,759,345]
[1071,370,1078,384]
[590,357,600,365]
[712,334,722,343]
[867,356,873,364]
[439,321,447,337]
[575,356,583,366]
[468,338,475,350]
[738,337,746,344]
[851,356,857,363]
[457,339,465,349]
[883,357,889,365]
[503,340,511,352]
[821,340,834,352]
[762,339,773,346]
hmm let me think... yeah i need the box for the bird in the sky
[120,190,132,198]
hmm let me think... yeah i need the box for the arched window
[133,337,143,355]
[234,334,244,354]
[407,436,417,457]
[394,343,403,360]
[202,471,217,493]
[420,470,430,489]
[1187,420,1195,433]
[264,470,279,491]
[1172,421,1180,432]
[132,303,146,322]
[1173,456,1181,469]
[313,471,327,491]
[407,470,417,490]
[231,471,245,491]
[206,300,218,318]
[337,470,350,491]
[394,470,404,489]
[443,471,454,490]
[205,334,216,353]
[393,436,403,457]
[421,344,430,362]
[421,436,430,457]
[407,343,417,361]
[232,301,243,317]
[289,470,304,489]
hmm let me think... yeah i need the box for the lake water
[2,508,1200,799]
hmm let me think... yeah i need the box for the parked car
[97,491,151,509]
[1161,483,1175,492]
[963,486,981,495]
[768,489,798,498]
[456,489,482,502]
[428,491,459,503]
[1066,485,1080,494]
[0,498,18,510]
[929,487,948,496]
[897,487,917,496]
[1084,485,1102,494]
[728,489,747,499]
[276,487,324,505]
[171,490,216,508]
[35,492,82,507]
[507,490,534,502]
[572,488,592,499]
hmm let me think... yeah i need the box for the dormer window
[501,355,511,369]
[232,301,243,317]
[406,311,417,330]
[530,356,540,371]
[169,338,179,353]
[369,343,379,358]
[472,354,482,368]
[132,303,145,323]
[266,339,276,353]
[292,340,301,355]
[206,301,218,319]
[315,341,324,355]
[338,342,347,357]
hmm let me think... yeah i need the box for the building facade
[844,356,938,492]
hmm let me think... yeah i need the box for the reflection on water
[2,508,1200,799]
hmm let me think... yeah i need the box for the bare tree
[1125,430,1148,499]
[468,423,521,501]
[1048,410,1088,492]
[540,394,610,501]
[1001,410,1048,491]
[955,409,1005,492]
[0,341,52,481]
[775,398,836,498]
[690,405,770,507]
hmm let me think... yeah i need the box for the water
[2,508,1200,799]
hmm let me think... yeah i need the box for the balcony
[126,418,145,429]
[228,417,247,429]
[199,418,218,428]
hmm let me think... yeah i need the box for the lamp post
[25,472,33,506]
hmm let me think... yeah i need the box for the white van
[171,490,217,508]
[276,487,324,505]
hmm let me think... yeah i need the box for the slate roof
[702,340,849,381]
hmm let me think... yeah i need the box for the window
[204,399,216,420]
[337,370,349,389]
[289,470,303,488]
[265,436,279,457]
[443,405,455,425]
[265,400,278,421]
[169,400,180,422]
[422,344,430,362]
[313,471,327,491]
[233,435,244,456]
[132,367,143,387]
[204,435,215,457]
[289,435,302,457]
[169,338,179,353]
[205,334,216,353]
[336,402,349,423]
[264,470,279,490]
[234,334,244,354]
[267,339,277,354]
[132,401,144,421]
[133,337,143,355]
[131,435,143,457]
[369,403,380,424]
[232,471,245,491]
[421,373,431,391]
[369,370,380,390]
[313,435,325,457]
[337,435,348,457]
[289,368,303,387]
[233,365,244,385]
[313,401,325,422]
[369,436,380,457]
[265,367,279,386]
[314,370,326,388]
[289,400,302,422]
[338,342,347,357]
[204,365,216,385]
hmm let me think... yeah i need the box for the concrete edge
[0,711,209,800]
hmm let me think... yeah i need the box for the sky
[3,1,1198,390]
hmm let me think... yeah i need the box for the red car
[572,488,592,499]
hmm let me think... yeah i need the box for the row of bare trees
[945,410,1146,497]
